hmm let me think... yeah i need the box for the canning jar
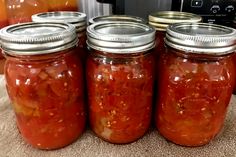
[47,0,78,11]
[32,11,87,63]
[148,11,202,58]
[233,18,236,94]
[86,22,156,144]
[89,15,146,25]
[156,23,236,147]
[0,22,86,149]
[0,0,8,74]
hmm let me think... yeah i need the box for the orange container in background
[0,0,8,74]
[47,0,78,11]
[0,0,8,28]
[5,0,48,25]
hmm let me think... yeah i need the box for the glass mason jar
[47,0,78,11]
[89,15,146,25]
[5,0,48,25]
[0,22,86,150]
[233,18,236,94]
[0,0,8,74]
[148,11,202,59]
[32,11,87,64]
[156,23,236,147]
[86,21,156,144]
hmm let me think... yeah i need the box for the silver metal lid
[149,11,202,31]
[165,23,236,55]
[89,15,146,25]
[32,12,87,33]
[0,22,78,56]
[87,21,156,54]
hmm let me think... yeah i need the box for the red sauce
[0,20,8,59]
[155,30,166,59]
[6,0,48,25]
[48,6,78,11]
[156,48,235,146]
[5,48,86,149]
[8,17,33,25]
[77,32,87,66]
[154,30,166,79]
[0,20,8,74]
[48,0,78,11]
[0,20,8,28]
[233,54,236,94]
[87,51,154,143]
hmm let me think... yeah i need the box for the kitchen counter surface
[0,75,236,157]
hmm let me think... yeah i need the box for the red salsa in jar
[47,0,78,11]
[233,18,236,94]
[86,21,156,144]
[156,23,236,147]
[0,22,86,150]
[5,0,48,25]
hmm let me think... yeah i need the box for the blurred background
[0,0,235,27]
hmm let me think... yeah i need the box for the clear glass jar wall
[86,21,156,143]
[156,23,236,147]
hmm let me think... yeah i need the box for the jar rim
[32,11,87,32]
[165,23,236,55]
[149,11,202,31]
[87,21,156,54]
[0,22,78,56]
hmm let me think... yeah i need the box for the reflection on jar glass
[0,22,86,150]
[5,0,48,25]
[87,21,156,144]
[47,0,78,11]
[156,23,236,147]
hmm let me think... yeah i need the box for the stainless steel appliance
[97,0,236,26]
[172,0,236,26]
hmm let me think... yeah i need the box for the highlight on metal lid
[0,22,78,56]
[89,15,146,25]
[87,21,156,54]
[149,11,202,31]
[32,11,87,33]
[165,22,236,55]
